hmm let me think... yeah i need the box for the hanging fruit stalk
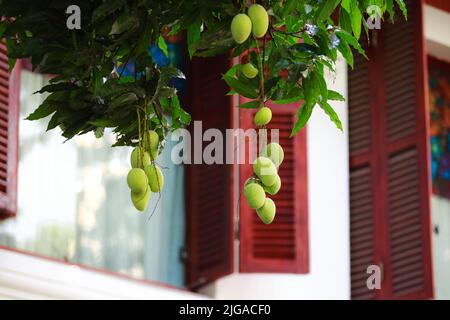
[231,4,284,224]
[126,100,165,212]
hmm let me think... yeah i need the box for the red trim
[428,55,450,71]
[0,60,20,220]
[415,0,434,300]
[426,0,450,13]
[0,245,190,293]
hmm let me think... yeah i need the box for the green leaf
[303,73,320,107]
[187,18,202,58]
[272,95,303,105]
[109,92,138,109]
[319,100,343,131]
[158,35,168,57]
[26,103,56,121]
[341,0,351,12]
[339,9,353,34]
[34,82,78,94]
[283,0,298,16]
[5,38,16,71]
[92,0,127,22]
[396,0,408,20]
[338,40,353,68]
[110,13,139,35]
[94,127,105,139]
[291,101,314,136]
[328,90,345,101]
[0,23,6,40]
[222,75,259,99]
[336,29,367,58]
[238,100,261,109]
[159,86,177,98]
[316,0,341,21]
[350,0,362,39]
[316,72,328,101]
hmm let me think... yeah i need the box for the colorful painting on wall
[429,57,450,200]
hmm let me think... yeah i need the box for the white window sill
[0,247,206,300]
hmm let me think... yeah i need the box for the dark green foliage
[0,0,407,145]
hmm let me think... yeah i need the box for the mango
[127,168,148,194]
[248,4,269,38]
[243,182,266,209]
[256,198,276,224]
[253,156,277,186]
[264,174,281,195]
[130,147,151,168]
[231,14,252,44]
[131,186,151,212]
[242,63,258,78]
[145,130,159,153]
[261,142,284,167]
[254,107,272,126]
[144,164,164,192]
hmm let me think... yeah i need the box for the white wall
[431,196,450,300]
[424,5,450,63]
[0,248,204,300]
[200,57,350,300]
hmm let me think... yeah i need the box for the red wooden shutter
[239,102,309,273]
[185,55,233,289]
[0,42,20,220]
[349,38,378,299]
[349,0,433,299]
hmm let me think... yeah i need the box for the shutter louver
[381,0,433,299]
[349,0,433,300]
[349,39,378,300]
[0,42,19,220]
[185,56,233,289]
[240,103,309,273]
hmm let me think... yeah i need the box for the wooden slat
[239,102,309,273]
[349,0,433,300]
[185,55,233,289]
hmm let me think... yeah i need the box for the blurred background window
[0,69,186,288]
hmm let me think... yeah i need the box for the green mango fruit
[248,4,269,38]
[145,130,159,153]
[144,164,164,192]
[253,156,277,186]
[254,107,272,126]
[264,174,281,195]
[231,14,252,44]
[242,63,258,79]
[149,147,159,160]
[127,168,148,194]
[243,182,266,209]
[130,147,151,168]
[131,186,151,212]
[256,198,276,224]
[261,142,284,167]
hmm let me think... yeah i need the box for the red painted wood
[239,102,309,273]
[426,0,450,12]
[0,43,20,220]
[349,0,433,300]
[184,55,233,289]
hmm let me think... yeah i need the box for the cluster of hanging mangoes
[231,4,285,225]
[231,4,268,81]
[244,142,284,224]
[126,130,164,211]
